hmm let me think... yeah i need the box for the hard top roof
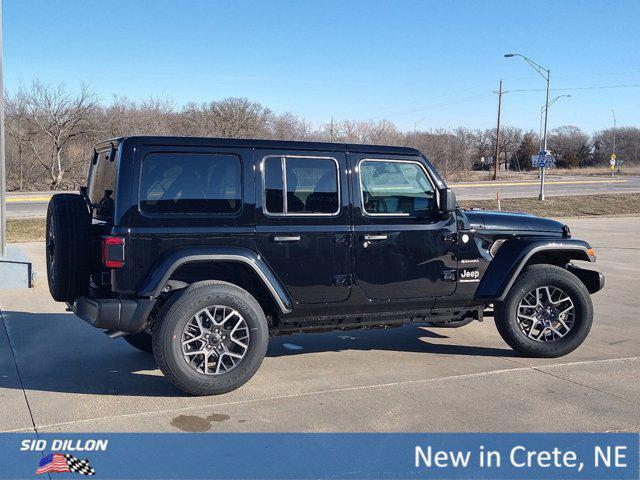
[99,136,421,156]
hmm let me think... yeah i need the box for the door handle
[364,234,388,241]
[273,235,301,242]
[363,234,387,248]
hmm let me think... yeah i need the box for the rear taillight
[102,236,125,268]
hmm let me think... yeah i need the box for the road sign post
[610,154,616,177]
[539,151,546,200]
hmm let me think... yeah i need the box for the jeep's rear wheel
[495,265,593,357]
[46,194,92,302]
[153,281,268,395]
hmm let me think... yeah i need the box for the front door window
[360,160,437,216]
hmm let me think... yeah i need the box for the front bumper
[567,264,605,294]
[73,296,156,333]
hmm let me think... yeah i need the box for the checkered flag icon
[64,454,96,476]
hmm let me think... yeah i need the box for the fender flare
[475,238,596,302]
[137,246,292,313]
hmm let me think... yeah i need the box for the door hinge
[334,234,351,247]
[442,269,457,282]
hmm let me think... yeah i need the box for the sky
[4,0,640,134]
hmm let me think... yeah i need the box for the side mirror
[439,188,457,214]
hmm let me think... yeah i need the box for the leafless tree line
[4,81,638,191]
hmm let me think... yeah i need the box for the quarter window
[360,160,436,216]
[140,153,241,215]
[263,156,339,215]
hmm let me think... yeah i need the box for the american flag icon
[36,453,96,476]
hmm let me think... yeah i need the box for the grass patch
[460,193,640,218]
[7,218,46,243]
[445,168,639,183]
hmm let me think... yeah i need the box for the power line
[379,92,496,118]
[381,72,640,116]
[508,83,640,93]
[374,81,497,113]
[554,69,640,80]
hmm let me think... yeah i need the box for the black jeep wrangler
[46,136,604,395]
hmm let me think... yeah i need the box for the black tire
[46,194,92,302]
[123,332,153,353]
[494,264,593,358]
[153,281,269,396]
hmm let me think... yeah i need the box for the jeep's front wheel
[494,265,593,358]
[153,281,269,395]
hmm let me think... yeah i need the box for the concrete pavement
[0,216,639,433]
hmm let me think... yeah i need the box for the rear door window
[140,153,242,215]
[262,156,339,215]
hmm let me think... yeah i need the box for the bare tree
[271,112,311,140]
[104,96,176,137]
[497,126,523,171]
[592,127,640,167]
[4,79,639,191]
[181,97,273,138]
[13,81,100,189]
[548,126,590,168]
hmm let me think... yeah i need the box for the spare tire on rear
[46,194,92,302]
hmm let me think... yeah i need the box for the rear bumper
[73,296,156,333]
[567,264,605,294]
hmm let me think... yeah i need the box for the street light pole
[540,95,572,151]
[539,105,544,152]
[504,53,551,201]
[539,69,550,201]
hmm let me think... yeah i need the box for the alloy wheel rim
[516,286,575,342]
[181,305,250,375]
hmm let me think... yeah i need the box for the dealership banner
[2,433,638,479]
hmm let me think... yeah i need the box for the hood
[464,209,565,234]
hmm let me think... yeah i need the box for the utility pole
[0,0,6,258]
[493,80,502,181]
[330,117,335,142]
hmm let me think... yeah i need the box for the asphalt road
[1,216,639,433]
[4,177,640,218]
[5,192,59,219]
[451,175,640,200]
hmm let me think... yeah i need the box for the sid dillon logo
[21,438,107,476]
